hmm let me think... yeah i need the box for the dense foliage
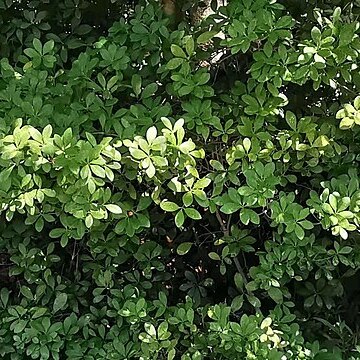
[1,0,360,359]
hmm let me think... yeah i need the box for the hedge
[0,0,360,359]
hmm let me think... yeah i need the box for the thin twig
[215,208,226,233]
[233,257,248,287]
[215,209,250,288]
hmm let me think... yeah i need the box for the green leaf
[182,192,193,207]
[161,201,180,212]
[131,74,142,96]
[166,58,184,70]
[32,308,47,319]
[177,242,193,255]
[285,111,297,130]
[313,135,329,147]
[268,287,283,303]
[184,208,201,220]
[354,96,360,110]
[85,214,93,228]
[339,117,354,129]
[168,348,176,360]
[220,203,240,214]
[231,295,244,312]
[329,194,337,211]
[137,196,152,212]
[20,286,33,300]
[294,224,305,240]
[246,294,261,308]
[43,40,54,54]
[53,293,67,314]
[339,246,352,254]
[185,36,195,56]
[33,38,42,54]
[339,23,356,47]
[49,228,65,238]
[210,159,224,171]
[90,164,106,178]
[146,126,157,142]
[130,148,147,160]
[158,321,170,340]
[197,31,218,44]
[209,252,221,261]
[299,220,314,230]
[0,288,9,307]
[311,26,321,43]
[242,94,258,108]
[142,83,158,99]
[170,44,186,58]
[13,320,28,334]
[175,209,185,227]
[263,41,272,57]
[105,204,123,214]
[145,323,157,337]
[234,272,244,292]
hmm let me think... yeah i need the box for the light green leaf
[146,126,157,142]
[220,203,240,214]
[285,111,297,130]
[184,208,201,220]
[90,165,106,178]
[182,192,193,207]
[130,148,147,159]
[175,209,185,227]
[145,162,156,178]
[105,204,122,214]
[210,159,224,171]
[243,138,251,152]
[177,242,193,255]
[339,117,354,130]
[144,323,157,338]
[85,214,93,228]
[161,201,180,212]
[168,348,176,360]
[209,252,221,261]
[185,36,195,56]
[354,96,360,110]
[311,26,321,43]
[313,135,329,147]
[166,58,184,70]
[170,44,186,58]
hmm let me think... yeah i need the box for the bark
[190,0,214,25]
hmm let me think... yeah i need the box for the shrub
[0,0,360,359]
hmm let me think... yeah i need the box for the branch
[215,209,249,287]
